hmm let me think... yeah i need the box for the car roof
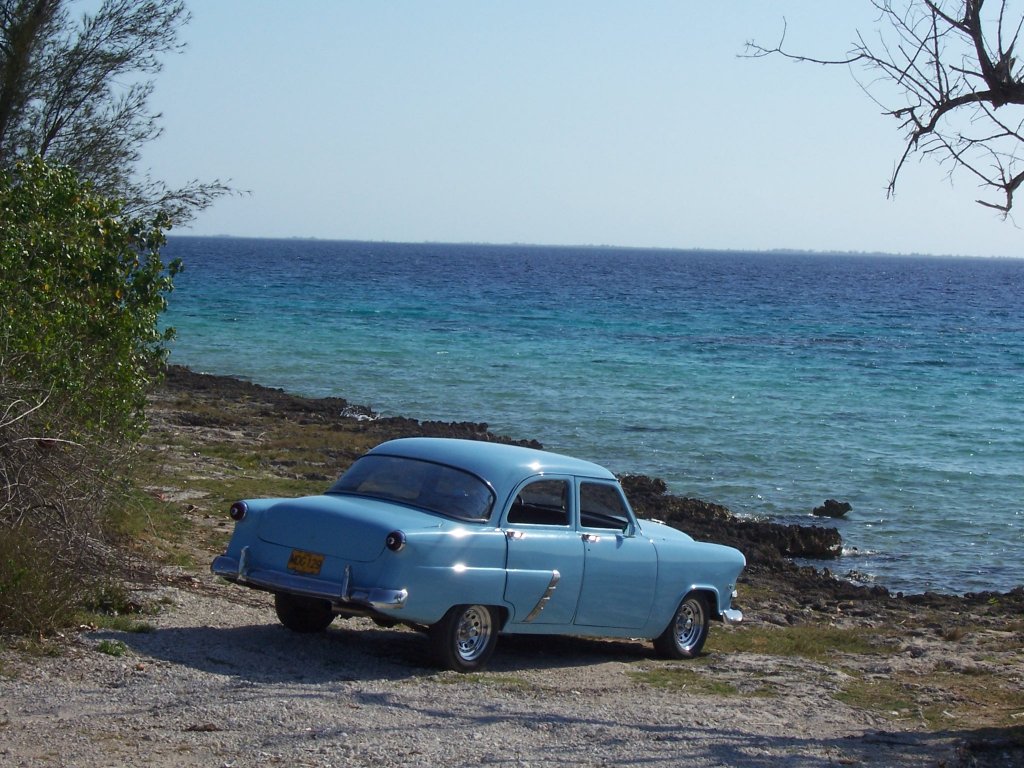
[366,437,616,497]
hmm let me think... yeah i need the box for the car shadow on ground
[97,620,1022,766]
[105,617,660,683]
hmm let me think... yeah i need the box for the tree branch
[747,0,1024,215]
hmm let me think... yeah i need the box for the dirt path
[0,571,978,768]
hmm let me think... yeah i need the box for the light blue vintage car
[212,437,745,671]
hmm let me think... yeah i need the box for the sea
[161,236,1024,596]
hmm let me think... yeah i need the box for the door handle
[582,533,601,543]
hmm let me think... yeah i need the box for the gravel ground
[0,571,977,768]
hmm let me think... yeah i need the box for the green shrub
[0,526,85,634]
[96,640,128,657]
[0,157,178,441]
[0,158,177,634]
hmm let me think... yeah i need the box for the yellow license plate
[287,549,324,575]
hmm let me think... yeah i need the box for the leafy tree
[0,0,219,634]
[1,156,178,438]
[0,0,227,223]
[0,157,177,632]
[747,0,1024,215]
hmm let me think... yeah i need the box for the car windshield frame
[326,454,496,522]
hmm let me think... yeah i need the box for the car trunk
[256,495,394,563]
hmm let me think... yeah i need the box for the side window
[506,479,570,526]
[580,482,631,531]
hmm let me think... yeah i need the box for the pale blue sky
[142,1,1022,258]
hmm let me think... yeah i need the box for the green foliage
[96,639,128,657]
[0,157,178,634]
[708,623,897,661]
[0,524,83,634]
[0,156,178,440]
[628,666,745,696]
[76,581,156,633]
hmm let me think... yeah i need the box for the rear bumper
[211,550,408,611]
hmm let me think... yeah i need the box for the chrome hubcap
[674,600,704,651]
[455,606,492,661]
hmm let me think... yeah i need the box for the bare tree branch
[746,0,1024,215]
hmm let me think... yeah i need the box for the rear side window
[506,479,570,526]
[580,482,631,531]
[329,455,495,521]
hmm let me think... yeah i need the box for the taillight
[385,530,406,552]
[229,501,248,521]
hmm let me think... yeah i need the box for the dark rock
[159,365,1024,623]
[162,365,542,448]
[619,474,844,565]
[812,499,852,518]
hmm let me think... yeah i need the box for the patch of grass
[834,664,1024,730]
[81,582,140,615]
[731,580,774,608]
[189,443,265,470]
[76,582,157,633]
[924,672,1021,729]
[105,481,192,550]
[1009,620,1024,634]
[6,636,63,658]
[200,476,324,509]
[96,639,128,657]
[708,624,896,661]
[164,549,198,569]
[836,678,919,721]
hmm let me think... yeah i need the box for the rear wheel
[429,604,499,672]
[654,593,709,659]
[274,593,334,633]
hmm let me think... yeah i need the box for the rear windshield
[327,455,495,521]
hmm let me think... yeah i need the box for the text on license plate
[287,549,324,575]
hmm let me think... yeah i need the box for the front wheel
[654,593,709,659]
[429,604,499,672]
[274,593,335,633]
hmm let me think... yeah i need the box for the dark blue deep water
[163,237,1024,595]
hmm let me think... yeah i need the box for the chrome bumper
[721,608,743,625]
[211,551,408,611]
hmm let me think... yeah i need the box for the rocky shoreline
[158,364,1023,623]
[1,364,1022,767]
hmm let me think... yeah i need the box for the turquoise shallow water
[163,237,1024,595]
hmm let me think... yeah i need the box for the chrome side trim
[523,570,561,623]
[212,554,241,579]
[349,586,409,610]
[340,564,351,599]
[238,546,250,579]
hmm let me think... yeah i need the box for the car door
[573,479,657,629]
[502,476,584,625]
